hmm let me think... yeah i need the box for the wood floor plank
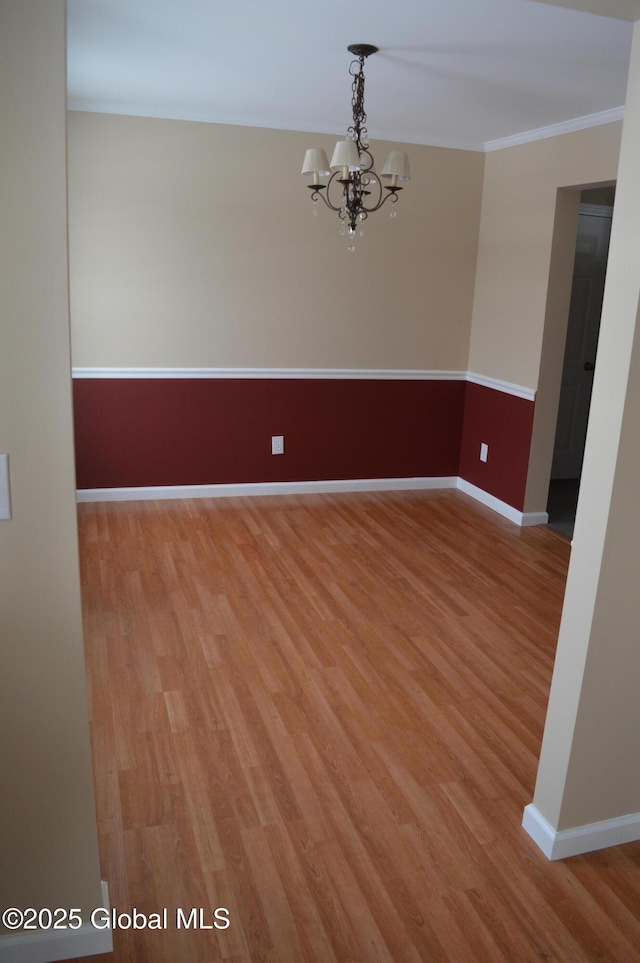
[59,490,640,962]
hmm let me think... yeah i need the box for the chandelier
[301,44,410,250]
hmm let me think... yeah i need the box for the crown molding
[483,106,625,152]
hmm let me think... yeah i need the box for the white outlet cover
[271,435,284,455]
[480,443,488,463]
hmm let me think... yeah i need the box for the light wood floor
[67,490,640,962]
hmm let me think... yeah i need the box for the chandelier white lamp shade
[329,140,361,177]
[380,150,411,188]
[301,44,410,246]
[301,149,331,185]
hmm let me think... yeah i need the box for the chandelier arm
[309,173,351,213]
[308,185,334,211]
[354,145,374,173]
[360,186,402,215]
[351,170,383,213]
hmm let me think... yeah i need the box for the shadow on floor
[547,478,580,540]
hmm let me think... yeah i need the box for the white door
[552,206,612,479]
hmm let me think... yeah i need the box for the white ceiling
[66,0,633,151]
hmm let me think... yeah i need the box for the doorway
[547,187,615,538]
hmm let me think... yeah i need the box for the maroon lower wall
[73,378,466,490]
[73,377,536,510]
[458,382,535,512]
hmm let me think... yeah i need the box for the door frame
[551,202,613,479]
[522,182,615,516]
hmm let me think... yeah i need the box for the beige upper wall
[69,110,624,390]
[67,112,484,371]
[469,121,622,390]
[0,0,102,925]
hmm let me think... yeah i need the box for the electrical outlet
[271,435,284,455]
[480,443,488,463]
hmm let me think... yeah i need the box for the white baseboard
[76,476,551,528]
[0,881,112,962]
[522,804,640,860]
[76,476,459,503]
[521,510,550,526]
[456,479,548,526]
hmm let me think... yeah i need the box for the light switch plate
[0,454,11,519]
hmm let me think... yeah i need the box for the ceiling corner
[527,0,640,21]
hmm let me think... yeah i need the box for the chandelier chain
[348,55,369,156]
